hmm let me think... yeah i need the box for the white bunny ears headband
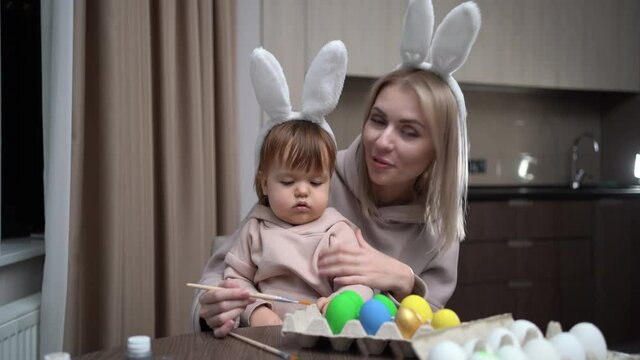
[400,0,480,126]
[251,40,347,167]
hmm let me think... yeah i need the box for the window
[1,0,44,239]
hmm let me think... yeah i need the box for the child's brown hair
[255,120,337,205]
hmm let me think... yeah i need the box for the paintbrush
[186,283,313,305]
[228,332,299,360]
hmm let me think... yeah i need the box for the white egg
[497,344,529,360]
[569,322,607,360]
[523,338,561,360]
[486,327,520,350]
[510,319,543,345]
[428,340,467,360]
[550,332,586,360]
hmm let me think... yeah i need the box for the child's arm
[248,305,283,327]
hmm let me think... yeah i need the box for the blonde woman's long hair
[357,68,468,250]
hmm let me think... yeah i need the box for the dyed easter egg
[431,308,461,329]
[325,294,359,334]
[399,295,432,323]
[338,290,365,314]
[359,299,392,335]
[373,294,397,317]
[394,306,423,339]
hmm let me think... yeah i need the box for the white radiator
[0,293,41,360]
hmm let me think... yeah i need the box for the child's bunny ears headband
[251,40,347,167]
[399,0,481,126]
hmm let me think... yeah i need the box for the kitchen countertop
[468,185,640,201]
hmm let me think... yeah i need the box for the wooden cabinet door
[457,199,596,331]
[466,201,516,241]
[453,0,640,91]
[458,239,556,284]
[262,0,307,110]
[594,199,638,344]
[306,0,407,78]
[449,282,556,330]
[301,0,640,91]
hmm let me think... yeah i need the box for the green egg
[337,290,365,314]
[325,294,359,334]
[373,294,398,317]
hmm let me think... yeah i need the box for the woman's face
[362,83,436,202]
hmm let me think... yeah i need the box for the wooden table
[74,325,398,359]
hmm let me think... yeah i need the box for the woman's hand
[249,306,283,327]
[198,279,255,337]
[318,230,415,299]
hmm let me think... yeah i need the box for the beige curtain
[65,0,238,354]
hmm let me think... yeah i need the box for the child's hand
[317,296,330,314]
[249,305,283,327]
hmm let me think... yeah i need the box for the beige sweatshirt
[191,137,459,331]
[224,205,373,325]
[329,136,459,310]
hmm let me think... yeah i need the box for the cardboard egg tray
[281,305,640,359]
[281,304,514,358]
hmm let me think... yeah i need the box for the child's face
[261,160,331,225]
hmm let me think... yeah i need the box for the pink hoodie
[224,205,372,325]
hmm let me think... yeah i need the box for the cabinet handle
[508,280,533,289]
[508,199,533,207]
[507,239,533,248]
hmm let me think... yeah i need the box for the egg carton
[281,304,514,358]
[282,306,640,359]
[607,352,640,360]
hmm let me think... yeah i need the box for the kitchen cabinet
[451,197,640,345]
[452,0,640,92]
[265,0,640,92]
[593,198,640,344]
[306,0,406,78]
[262,0,307,110]
[448,200,595,330]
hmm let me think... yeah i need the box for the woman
[193,0,480,337]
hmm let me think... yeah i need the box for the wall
[329,77,603,186]
[0,258,43,307]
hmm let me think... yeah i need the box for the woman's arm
[191,234,237,333]
[419,239,459,311]
[191,211,258,336]
[318,229,417,299]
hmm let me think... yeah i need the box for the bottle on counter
[126,335,174,360]
[127,335,152,359]
[43,353,71,360]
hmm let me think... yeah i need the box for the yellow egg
[395,306,423,339]
[399,295,432,323]
[431,308,461,329]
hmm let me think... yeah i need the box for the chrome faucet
[571,132,599,190]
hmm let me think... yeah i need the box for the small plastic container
[127,335,152,359]
[43,353,71,360]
